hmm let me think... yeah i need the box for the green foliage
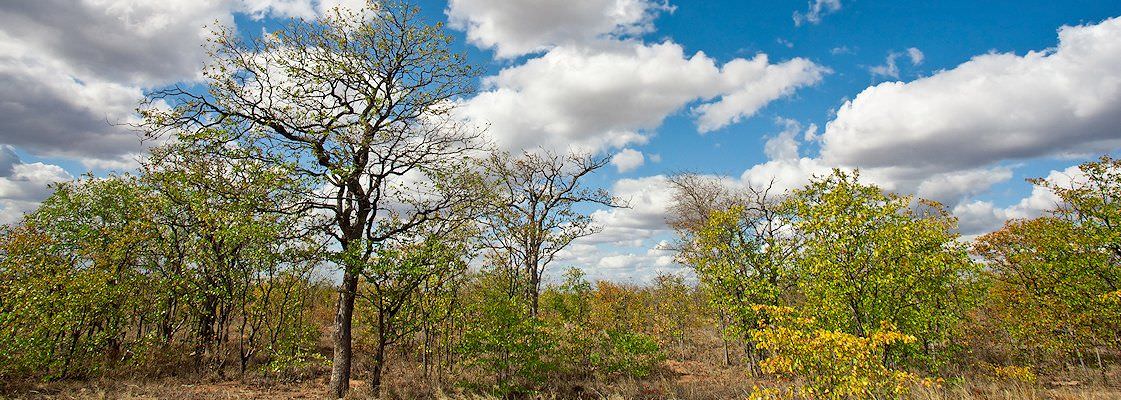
[459,274,555,397]
[787,170,981,366]
[973,156,1121,364]
[0,176,156,379]
[682,201,796,345]
[589,329,663,378]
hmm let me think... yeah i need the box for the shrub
[751,307,917,399]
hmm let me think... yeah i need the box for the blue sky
[2,0,1120,282]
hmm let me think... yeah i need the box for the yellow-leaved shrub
[749,306,918,399]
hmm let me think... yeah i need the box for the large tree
[141,3,482,396]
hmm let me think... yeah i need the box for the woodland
[1,3,1119,400]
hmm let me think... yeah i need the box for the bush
[751,307,918,399]
[459,287,555,397]
[590,330,664,378]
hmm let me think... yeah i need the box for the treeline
[4,155,1119,399]
[1,2,1119,399]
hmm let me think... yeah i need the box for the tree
[480,151,619,317]
[356,224,473,394]
[0,176,155,378]
[973,156,1121,365]
[459,272,555,397]
[141,3,483,396]
[669,175,797,369]
[787,170,979,366]
[750,307,918,400]
[142,138,315,374]
[649,273,702,360]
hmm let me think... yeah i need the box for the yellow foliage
[989,364,1037,385]
[750,310,918,400]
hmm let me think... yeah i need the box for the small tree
[142,138,313,374]
[750,307,918,400]
[0,176,155,379]
[356,224,474,394]
[670,175,798,369]
[480,150,619,317]
[787,170,980,367]
[973,156,1121,366]
[459,273,554,397]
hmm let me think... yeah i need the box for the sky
[1,0,1120,282]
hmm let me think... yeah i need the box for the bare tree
[480,150,620,317]
[140,3,482,397]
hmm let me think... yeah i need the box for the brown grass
[4,364,1118,400]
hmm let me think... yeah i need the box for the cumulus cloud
[446,0,673,58]
[824,17,1121,173]
[0,34,151,164]
[0,0,235,165]
[583,22,1121,250]
[764,118,804,161]
[238,0,371,20]
[0,147,73,225]
[869,52,902,80]
[953,165,1086,235]
[550,175,684,283]
[587,175,677,245]
[459,42,827,153]
[611,148,645,173]
[0,0,367,168]
[869,48,923,81]
[693,56,828,132]
[793,0,841,27]
[722,16,1121,238]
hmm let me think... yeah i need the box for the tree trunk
[328,271,360,399]
[527,258,540,318]
[370,339,387,398]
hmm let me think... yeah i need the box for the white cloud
[239,0,318,19]
[446,0,673,58]
[0,0,238,165]
[460,41,827,153]
[723,16,1121,230]
[824,17,1121,174]
[0,0,370,168]
[793,0,841,27]
[914,167,1013,205]
[657,16,1121,241]
[611,148,645,173]
[953,165,1084,235]
[906,47,924,65]
[693,55,828,132]
[868,48,921,80]
[238,0,372,19]
[869,52,902,80]
[0,147,73,225]
[588,175,676,244]
[764,118,803,161]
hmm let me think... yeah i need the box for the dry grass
[4,364,1118,400]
